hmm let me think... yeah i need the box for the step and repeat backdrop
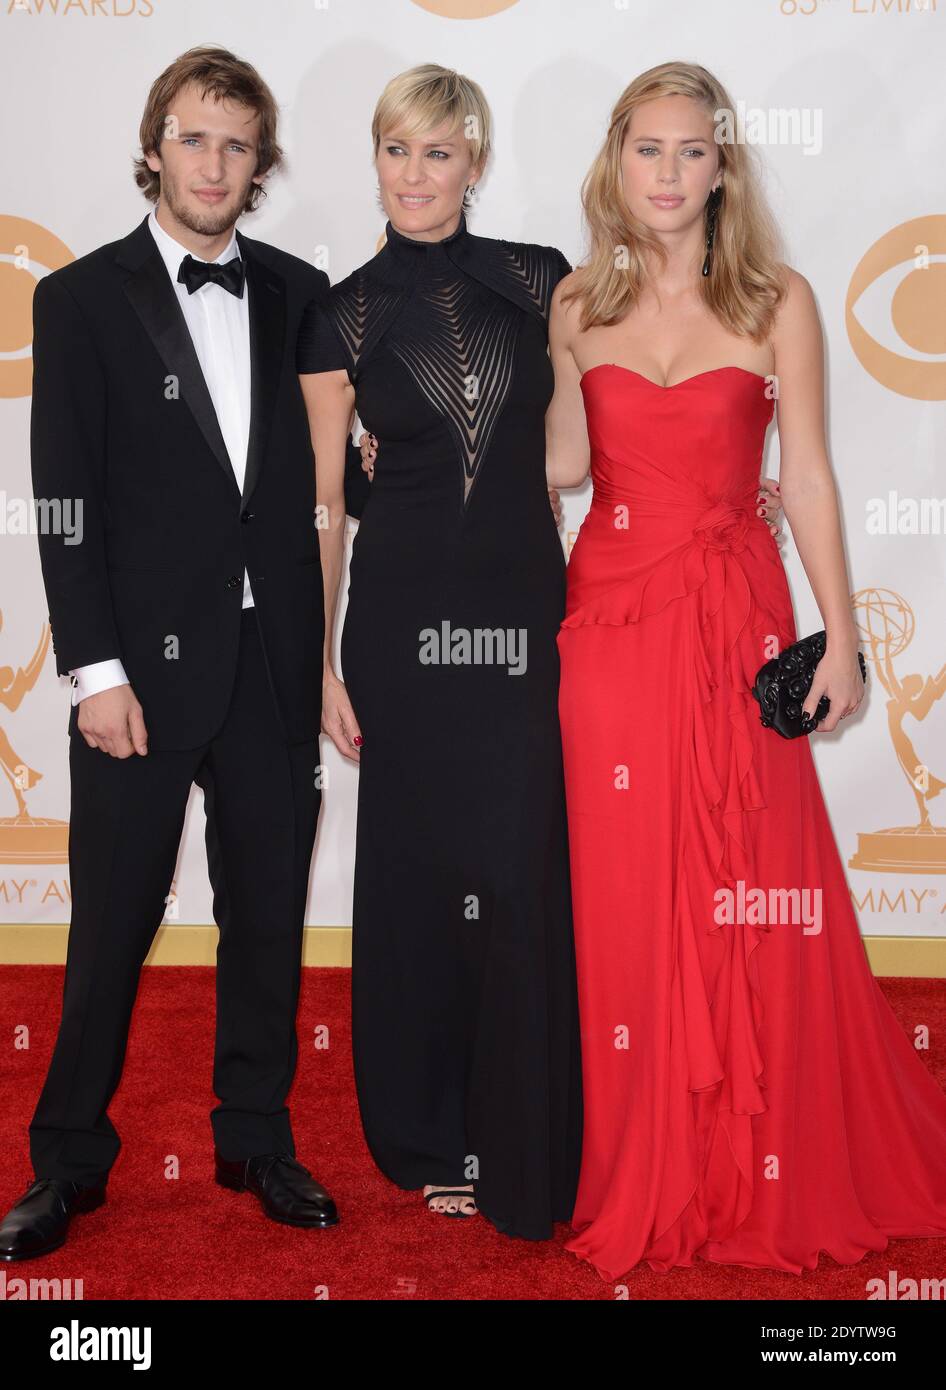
[1,0,944,937]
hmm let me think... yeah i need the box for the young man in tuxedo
[0,46,358,1261]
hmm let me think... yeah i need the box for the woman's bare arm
[773,268,864,731]
[546,276,591,490]
[299,367,364,761]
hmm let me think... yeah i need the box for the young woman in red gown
[546,62,946,1280]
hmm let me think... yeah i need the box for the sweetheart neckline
[579,363,771,391]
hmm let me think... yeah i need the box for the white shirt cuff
[69,659,130,706]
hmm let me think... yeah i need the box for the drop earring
[702,184,722,277]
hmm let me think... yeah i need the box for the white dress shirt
[69,205,254,704]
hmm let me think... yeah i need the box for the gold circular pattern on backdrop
[0,216,75,399]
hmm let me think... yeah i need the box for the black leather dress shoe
[214,1151,339,1228]
[0,1178,107,1262]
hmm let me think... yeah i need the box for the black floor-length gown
[297,213,582,1238]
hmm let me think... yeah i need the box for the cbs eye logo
[0,216,75,400]
[846,215,946,402]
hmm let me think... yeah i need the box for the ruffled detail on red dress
[562,496,796,1254]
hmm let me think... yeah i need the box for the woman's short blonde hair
[371,64,491,206]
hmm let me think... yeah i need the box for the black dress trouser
[29,607,321,1186]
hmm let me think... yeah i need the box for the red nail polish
[353,735,364,747]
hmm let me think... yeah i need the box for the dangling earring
[702,185,722,277]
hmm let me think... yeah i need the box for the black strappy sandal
[424,1187,477,1218]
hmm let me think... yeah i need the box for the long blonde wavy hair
[562,61,787,341]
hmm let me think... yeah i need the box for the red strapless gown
[557,363,946,1279]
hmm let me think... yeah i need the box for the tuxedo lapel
[238,230,285,505]
[115,216,287,505]
[117,217,236,491]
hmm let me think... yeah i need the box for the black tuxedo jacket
[30,212,364,750]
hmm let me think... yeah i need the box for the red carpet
[1,963,944,1300]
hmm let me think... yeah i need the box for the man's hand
[77,684,148,757]
[757,476,783,538]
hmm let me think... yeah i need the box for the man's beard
[162,175,246,237]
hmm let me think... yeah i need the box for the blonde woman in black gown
[297,66,583,1236]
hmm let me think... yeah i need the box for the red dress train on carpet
[556,363,946,1279]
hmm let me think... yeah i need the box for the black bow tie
[178,253,246,298]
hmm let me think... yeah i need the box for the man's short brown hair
[133,44,285,214]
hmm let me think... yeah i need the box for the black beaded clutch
[751,630,867,739]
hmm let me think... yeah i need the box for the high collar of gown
[366,211,552,329]
[379,211,471,279]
